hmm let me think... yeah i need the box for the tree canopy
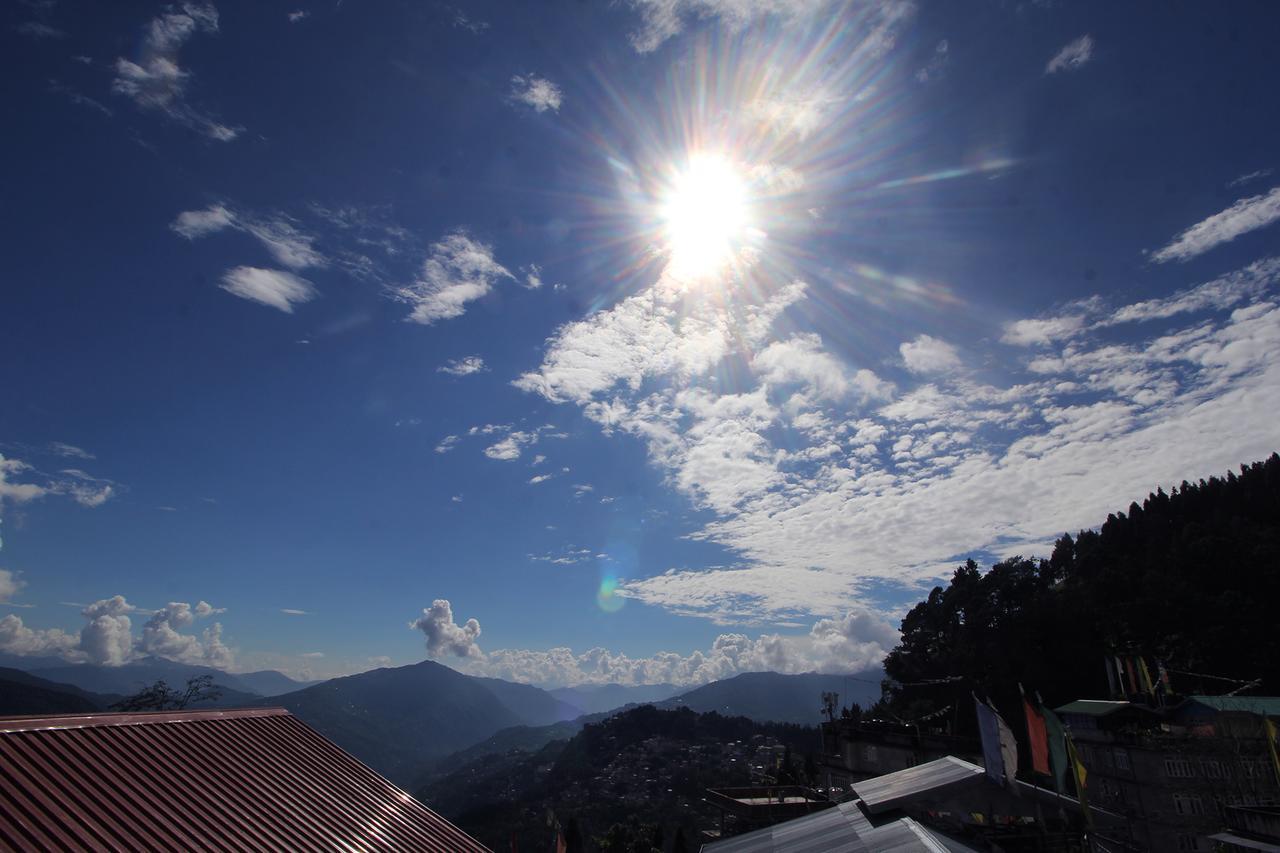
[881,454,1280,727]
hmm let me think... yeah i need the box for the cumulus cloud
[172,205,325,270]
[510,75,563,113]
[755,334,893,402]
[394,231,513,324]
[900,334,961,373]
[139,600,231,669]
[219,267,317,313]
[410,599,482,659]
[1045,35,1093,74]
[1151,187,1280,264]
[437,356,488,376]
[458,605,896,688]
[111,1,240,140]
[0,595,232,667]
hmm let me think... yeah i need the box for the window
[1201,759,1228,779]
[862,745,878,763]
[1114,749,1130,771]
[1176,835,1200,851]
[1165,758,1195,778]
[1173,793,1205,816]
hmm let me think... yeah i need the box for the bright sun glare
[661,153,751,279]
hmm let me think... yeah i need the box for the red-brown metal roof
[0,707,490,852]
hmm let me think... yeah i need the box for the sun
[660,153,751,279]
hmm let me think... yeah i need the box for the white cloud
[518,244,1280,621]
[111,2,240,140]
[0,570,25,604]
[48,442,94,460]
[0,595,230,667]
[437,356,488,376]
[485,431,537,460]
[287,10,309,23]
[435,434,460,454]
[900,334,960,373]
[522,264,544,290]
[1045,35,1093,74]
[395,231,513,324]
[510,75,563,113]
[139,600,231,669]
[1001,314,1086,346]
[627,0,914,54]
[17,21,65,39]
[219,267,317,313]
[915,39,948,83]
[1151,187,1280,264]
[529,473,554,485]
[280,608,309,615]
[1,456,117,512]
[1228,169,1273,189]
[409,599,482,659]
[754,334,893,402]
[172,205,325,270]
[458,605,896,688]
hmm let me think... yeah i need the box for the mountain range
[0,656,883,785]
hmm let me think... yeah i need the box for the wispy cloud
[1045,34,1093,74]
[111,1,240,140]
[510,75,563,113]
[627,0,914,55]
[17,21,65,39]
[287,10,309,23]
[219,267,318,313]
[280,608,310,616]
[1151,187,1280,263]
[1228,169,1273,189]
[437,356,488,376]
[172,205,326,270]
[394,231,513,324]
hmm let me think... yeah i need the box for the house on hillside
[0,707,489,851]
[1056,696,1280,852]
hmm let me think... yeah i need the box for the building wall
[1072,718,1280,852]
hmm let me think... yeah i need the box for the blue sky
[2,0,1278,686]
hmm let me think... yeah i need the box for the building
[819,717,983,783]
[0,707,489,851]
[1056,696,1280,852]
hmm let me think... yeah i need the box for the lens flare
[597,574,625,612]
[661,153,752,280]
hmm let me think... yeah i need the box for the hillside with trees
[880,454,1280,728]
[418,705,821,852]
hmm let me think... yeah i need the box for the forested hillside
[881,454,1280,726]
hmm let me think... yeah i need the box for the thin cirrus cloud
[1045,35,1094,74]
[393,231,513,324]
[1150,186,1280,264]
[437,356,488,376]
[510,75,563,113]
[626,0,914,55]
[219,267,317,313]
[111,1,240,141]
[515,248,1280,622]
[171,204,326,271]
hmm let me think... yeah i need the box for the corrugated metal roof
[0,707,489,852]
[1053,700,1137,716]
[851,756,986,814]
[1206,831,1280,852]
[1182,696,1280,716]
[699,799,981,853]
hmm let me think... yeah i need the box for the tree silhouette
[111,675,222,711]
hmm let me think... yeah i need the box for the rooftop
[0,708,488,851]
